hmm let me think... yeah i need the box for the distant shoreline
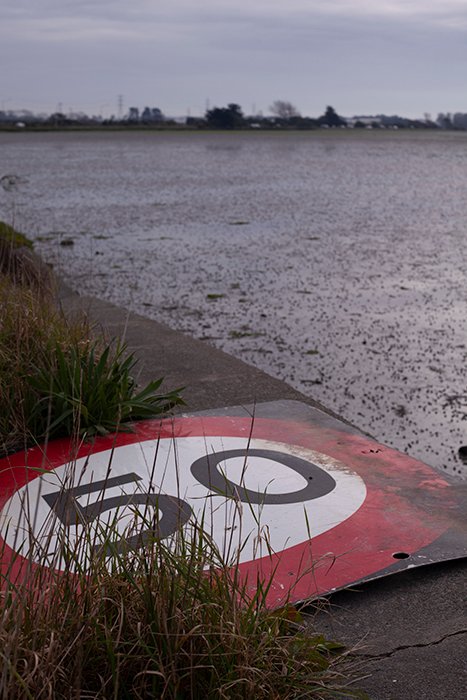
[0,123,449,134]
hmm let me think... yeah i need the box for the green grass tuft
[28,340,184,440]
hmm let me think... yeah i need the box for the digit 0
[190,449,336,504]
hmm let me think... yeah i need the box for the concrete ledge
[59,282,352,423]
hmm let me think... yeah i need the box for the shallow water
[1,129,467,479]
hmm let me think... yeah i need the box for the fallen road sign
[1,400,465,607]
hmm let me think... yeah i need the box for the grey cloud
[1,0,467,117]
[5,0,467,30]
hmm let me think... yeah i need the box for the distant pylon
[118,94,124,120]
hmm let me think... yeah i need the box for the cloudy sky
[1,0,466,119]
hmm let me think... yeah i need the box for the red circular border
[0,416,453,605]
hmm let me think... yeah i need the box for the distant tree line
[0,106,171,127]
[199,104,448,130]
[126,107,164,124]
[199,104,349,130]
[200,103,343,129]
[2,102,467,131]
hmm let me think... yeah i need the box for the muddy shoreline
[1,129,467,479]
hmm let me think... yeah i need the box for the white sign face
[0,436,366,571]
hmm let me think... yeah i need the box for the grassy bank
[0,224,183,455]
[0,224,366,698]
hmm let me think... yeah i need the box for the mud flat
[1,128,466,478]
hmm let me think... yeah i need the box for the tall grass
[0,476,365,700]
[0,273,86,454]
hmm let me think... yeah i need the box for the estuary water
[1,129,467,479]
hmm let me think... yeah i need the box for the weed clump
[29,340,183,440]
[0,511,362,699]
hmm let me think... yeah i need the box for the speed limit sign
[0,401,465,607]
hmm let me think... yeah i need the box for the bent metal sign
[0,401,465,607]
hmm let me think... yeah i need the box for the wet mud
[1,129,466,479]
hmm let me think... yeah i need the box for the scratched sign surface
[0,401,465,607]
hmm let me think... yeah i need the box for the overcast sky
[1,0,466,119]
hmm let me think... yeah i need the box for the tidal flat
[1,128,466,478]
